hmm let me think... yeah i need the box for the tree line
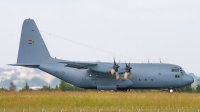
[1,80,200,93]
[0,80,85,92]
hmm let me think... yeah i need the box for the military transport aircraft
[10,19,194,93]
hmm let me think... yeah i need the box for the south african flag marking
[28,39,34,44]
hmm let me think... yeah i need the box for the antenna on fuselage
[160,58,162,63]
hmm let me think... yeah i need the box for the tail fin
[17,19,52,64]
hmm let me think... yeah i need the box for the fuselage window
[172,67,179,72]
[151,79,153,81]
[145,79,147,81]
[139,79,141,81]
[175,74,180,78]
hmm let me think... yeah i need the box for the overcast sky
[0,1,200,76]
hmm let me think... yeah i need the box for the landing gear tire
[169,89,175,93]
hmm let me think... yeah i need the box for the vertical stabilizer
[17,19,52,64]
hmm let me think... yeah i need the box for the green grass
[0,91,199,112]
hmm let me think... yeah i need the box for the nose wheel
[169,89,175,93]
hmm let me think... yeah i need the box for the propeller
[110,58,120,80]
[124,63,133,79]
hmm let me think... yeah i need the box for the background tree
[196,84,200,93]
[9,82,16,91]
[176,84,193,92]
[0,87,8,92]
[40,86,51,91]
[55,85,59,90]
[59,80,85,91]
[20,82,30,91]
[25,82,29,91]
[59,80,73,91]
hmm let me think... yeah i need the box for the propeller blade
[124,72,128,79]
[111,58,120,75]
[110,69,115,75]
[116,72,120,80]
[129,72,133,78]
[114,57,116,65]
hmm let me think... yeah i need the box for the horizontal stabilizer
[8,64,39,68]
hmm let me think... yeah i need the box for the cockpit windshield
[172,67,179,72]
[172,67,184,75]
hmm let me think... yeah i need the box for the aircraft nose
[184,75,194,85]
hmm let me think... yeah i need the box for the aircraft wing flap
[60,61,98,69]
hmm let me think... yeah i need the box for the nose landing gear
[169,88,175,93]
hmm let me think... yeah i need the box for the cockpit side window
[172,67,179,72]
[180,68,184,75]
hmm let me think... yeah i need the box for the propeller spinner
[110,58,120,80]
[124,63,133,79]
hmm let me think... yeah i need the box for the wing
[89,63,126,73]
[60,61,98,69]
[60,61,126,74]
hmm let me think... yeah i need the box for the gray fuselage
[38,60,194,90]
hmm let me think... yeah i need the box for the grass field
[0,91,200,112]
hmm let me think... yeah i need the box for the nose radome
[186,75,194,84]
